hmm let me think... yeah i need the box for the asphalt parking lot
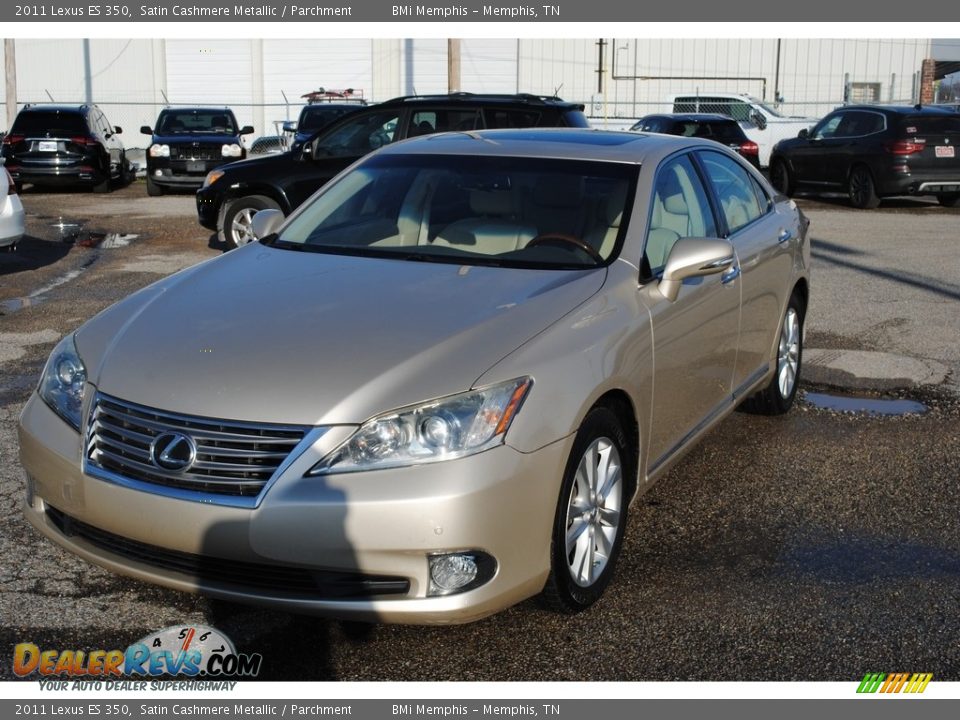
[1,183,958,681]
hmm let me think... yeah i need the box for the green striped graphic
[857,672,886,693]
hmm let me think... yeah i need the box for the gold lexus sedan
[19,128,809,624]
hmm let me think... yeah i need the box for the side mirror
[299,140,315,161]
[282,121,297,133]
[250,209,285,240]
[140,126,153,135]
[750,111,768,131]
[114,126,123,135]
[658,237,735,303]
[240,125,255,135]
[798,128,809,139]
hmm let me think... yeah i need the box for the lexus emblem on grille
[150,432,197,472]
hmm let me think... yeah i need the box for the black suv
[197,93,589,247]
[141,107,253,196]
[770,104,960,208]
[1,104,132,193]
[631,113,761,169]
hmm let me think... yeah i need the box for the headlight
[310,377,532,475]
[221,143,243,158]
[202,170,224,188]
[38,334,87,430]
[148,143,169,158]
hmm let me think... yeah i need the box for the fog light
[154,169,163,177]
[429,553,478,595]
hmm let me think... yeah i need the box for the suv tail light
[738,140,759,156]
[2,133,24,146]
[885,139,925,155]
[70,136,97,146]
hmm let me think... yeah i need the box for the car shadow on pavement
[0,235,71,277]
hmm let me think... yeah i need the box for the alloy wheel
[778,307,800,399]
[564,437,623,588]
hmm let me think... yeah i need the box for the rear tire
[92,175,111,194]
[937,193,960,208]
[741,290,804,416]
[848,166,880,209]
[219,195,282,249]
[769,159,793,197]
[541,406,632,614]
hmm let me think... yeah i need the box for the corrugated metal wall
[2,38,934,142]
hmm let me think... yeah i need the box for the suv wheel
[92,175,111,194]
[220,195,282,248]
[848,166,880,209]
[769,159,793,197]
[146,176,165,197]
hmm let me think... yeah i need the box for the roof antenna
[553,83,564,99]
[915,102,922,110]
[45,89,55,102]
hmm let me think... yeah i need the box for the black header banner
[2,0,954,23]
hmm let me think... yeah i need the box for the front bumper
[147,158,231,190]
[195,186,221,230]
[19,392,571,624]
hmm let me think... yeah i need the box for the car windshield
[11,111,88,136]
[299,106,358,132]
[156,110,237,135]
[273,154,636,270]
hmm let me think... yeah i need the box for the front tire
[541,407,632,614]
[769,159,793,197]
[741,290,804,415]
[219,195,282,248]
[848,166,880,209]
[146,176,165,197]
[937,193,960,208]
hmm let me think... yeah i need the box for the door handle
[778,228,793,244]
[721,265,741,285]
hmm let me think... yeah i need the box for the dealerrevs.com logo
[13,625,262,680]
[856,673,933,694]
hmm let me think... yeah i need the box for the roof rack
[390,92,568,105]
[302,88,366,104]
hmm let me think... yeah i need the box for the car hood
[152,133,240,145]
[76,246,606,426]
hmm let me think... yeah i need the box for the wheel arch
[221,183,293,215]
[588,389,640,501]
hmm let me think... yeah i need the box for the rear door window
[484,109,542,129]
[699,151,767,234]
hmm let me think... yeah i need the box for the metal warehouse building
[3,38,959,143]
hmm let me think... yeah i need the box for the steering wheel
[526,233,604,263]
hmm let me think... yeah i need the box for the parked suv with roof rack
[196,93,589,247]
[1,104,133,193]
[141,107,254,196]
[283,88,368,147]
[769,104,960,209]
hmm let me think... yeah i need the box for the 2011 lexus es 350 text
[19,129,809,624]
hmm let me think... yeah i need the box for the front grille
[86,393,308,498]
[169,144,221,161]
[45,506,410,599]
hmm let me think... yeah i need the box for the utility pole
[448,39,461,93]
[4,39,16,131]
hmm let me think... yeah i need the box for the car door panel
[639,153,740,469]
